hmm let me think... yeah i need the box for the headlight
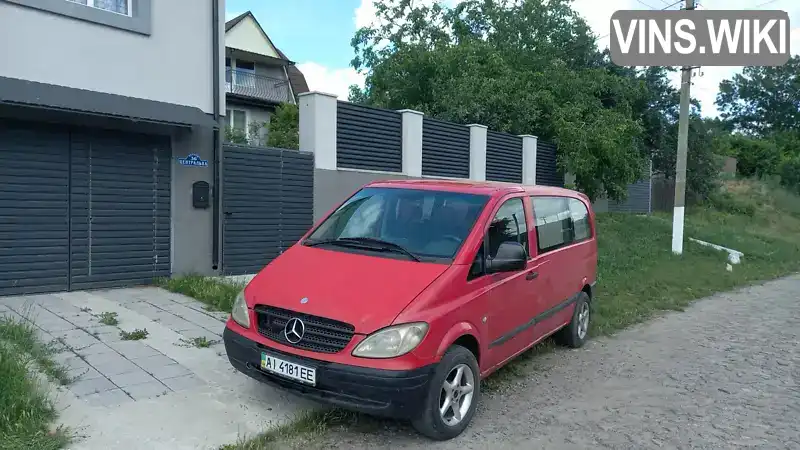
[352,322,428,358]
[231,290,250,329]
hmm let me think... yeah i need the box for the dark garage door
[222,145,314,276]
[0,122,171,296]
[0,124,71,295]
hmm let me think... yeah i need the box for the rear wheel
[555,291,591,348]
[411,345,480,440]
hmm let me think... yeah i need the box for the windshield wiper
[304,237,421,262]
[339,237,421,262]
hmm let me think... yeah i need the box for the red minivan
[223,179,597,440]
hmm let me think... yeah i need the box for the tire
[555,291,591,348]
[411,345,480,440]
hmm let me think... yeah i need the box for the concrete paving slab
[84,352,140,376]
[72,367,104,382]
[144,362,191,380]
[70,377,118,397]
[130,353,177,372]
[108,341,162,360]
[160,374,207,392]
[107,369,159,388]
[59,329,101,350]
[122,380,171,401]
[79,342,116,357]
[180,327,222,341]
[42,287,316,450]
[82,388,135,408]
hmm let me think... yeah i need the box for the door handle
[526,271,539,281]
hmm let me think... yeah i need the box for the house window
[226,109,248,131]
[7,0,150,35]
[236,61,256,72]
[67,0,131,16]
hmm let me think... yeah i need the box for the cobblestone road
[308,275,800,450]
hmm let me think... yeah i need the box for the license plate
[260,353,316,385]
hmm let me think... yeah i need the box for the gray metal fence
[336,102,402,172]
[421,117,470,178]
[222,145,314,275]
[608,162,653,214]
[536,140,563,187]
[486,131,523,183]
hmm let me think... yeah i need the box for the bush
[707,191,756,216]
[224,126,248,145]
[778,156,800,194]
[266,103,299,150]
[732,137,781,178]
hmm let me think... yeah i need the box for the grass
[217,178,800,449]
[180,336,218,348]
[0,317,71,450]
[156,275,243,312]
[119,328,149,341]
[97,312,119,326]
[220,409,375,450]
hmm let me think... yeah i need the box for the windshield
[305,187,489,260]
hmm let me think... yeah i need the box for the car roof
[364,179,588,200]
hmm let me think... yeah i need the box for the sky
[225,0,799,117]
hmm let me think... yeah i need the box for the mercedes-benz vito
[223,179,597,440]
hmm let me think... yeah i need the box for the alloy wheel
[577,301,590,340]
[438,363,475,426]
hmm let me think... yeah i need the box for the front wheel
[411,345,480,440]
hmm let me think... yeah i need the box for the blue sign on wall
[178,153,209,167]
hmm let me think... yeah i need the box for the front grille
[254,305,355,354]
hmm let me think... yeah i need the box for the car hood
[244,244,449,334]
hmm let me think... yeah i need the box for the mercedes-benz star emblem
[284,318,305,344]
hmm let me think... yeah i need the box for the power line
[634,0,657,9]
[752,0,779,8]
[661,0,684,9]
[593,0,684,45]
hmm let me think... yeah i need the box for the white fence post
[468,124,487,181]
[520,134,538,185]
[299,91,338,170]
[399,109,424,177]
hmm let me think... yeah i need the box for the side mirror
[487,241,527,273]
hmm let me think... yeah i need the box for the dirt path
[303,275,800,449]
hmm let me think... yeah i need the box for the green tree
[728,136,782,178]
[716,56,800,136]
[349,0,647,201]
[266,103,299,150]
[224,126,248,145]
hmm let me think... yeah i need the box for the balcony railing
[225,68,292,104]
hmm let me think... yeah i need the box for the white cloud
[572,0,799,117]
[306,0,798,109]
[354,0,460,29]
[296,62,366,100]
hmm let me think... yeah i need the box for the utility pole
[671,0,694,255]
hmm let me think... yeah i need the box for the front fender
[435,321,483,363]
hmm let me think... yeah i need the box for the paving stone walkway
[0,287,312,450]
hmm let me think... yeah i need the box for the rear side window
[569,198,591,241]
[531,196,591,254]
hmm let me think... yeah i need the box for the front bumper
[223,327,435,419]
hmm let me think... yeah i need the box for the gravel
[303,275,800,450]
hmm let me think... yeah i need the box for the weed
[97,312,119,326]
[180,336,218,348]
[119,329,149,341]
[155,275,243,312]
